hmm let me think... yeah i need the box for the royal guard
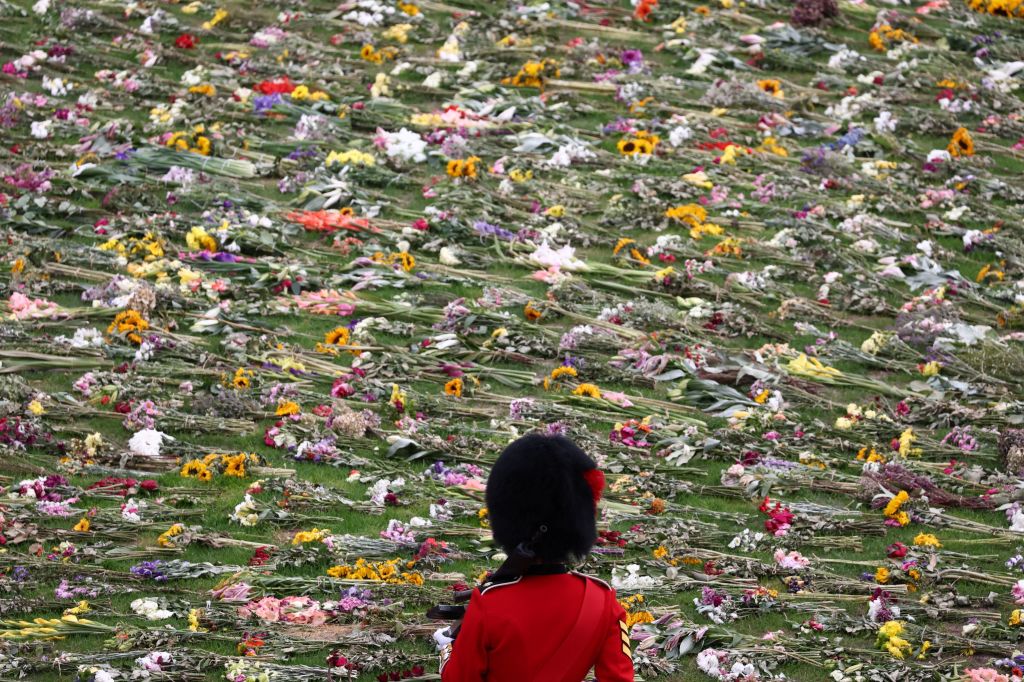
[434,433,635,681]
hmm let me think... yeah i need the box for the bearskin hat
[486,433,603,562]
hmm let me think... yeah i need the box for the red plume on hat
[582,468,605,504]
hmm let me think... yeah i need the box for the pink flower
[7,292,60,320]
[211,582,253,602]
[1013,579,1024,605]
[602,391,634,408]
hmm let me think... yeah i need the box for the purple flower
[472,220,516,241]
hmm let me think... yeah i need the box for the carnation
[128,429,170,458]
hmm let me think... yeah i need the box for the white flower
[42,76,70,96]
[379,128,427,163]
[668,125,693,146]
[687,49,716,75]
[873,110,897,134]
[438,247,461,266]
[128,429,170,458]
[31,121,52,139]
[32,0,50,13]
[130,598,173,620]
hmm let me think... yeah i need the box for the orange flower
[634,0,658,21]
[444,377,463,397]
[524,302,542,321]
[284,210,375,233]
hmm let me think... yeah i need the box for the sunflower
[73,517,91,532]
[524,302,542,321]
[397,252,415,272]
[232,368,251,390]
[629,247,650,265]
[446,159,465,177]
[276,400,300,416]
[180,460,208,478]
[947,127,974,157]
[573,383,602,398]
[444,377,463,397]
[617,139,638,155]
[757,79,784,98]
[325,326,351,346]
[197,469,213,482]
[360,44,381,63]
[224,454,247,478]
[613,238,636,256]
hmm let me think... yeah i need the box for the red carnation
[175,34,197,49]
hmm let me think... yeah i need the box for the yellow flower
[292,528,328,545]
[884,490,909,517]
[919,361,941,377]
[382,23,413,43]
[572,383,602,399]
[653,545,668,560]
[874,566,890,584]
[326,150,375,167]
[947,127,974,158]
[188,608,206,632]
[73,517,90,533]
[444,377,463,398]
[913,533,941,548]
[276,400,300,416]
[63,601,90,616]
[1010,609,1023,627]
[786,354,843,380]
[325,326,351,346]
[27,400,44,416]
[897,428,920,457]
[202,7,228,30]
[180,460,209,479]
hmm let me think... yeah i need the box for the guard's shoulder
[478,574,523,596]
[571,571,613,591]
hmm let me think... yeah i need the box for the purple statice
[12,566,29,582]
[55,578,100,599]
[473,220,516,241]
[130,560,168,582]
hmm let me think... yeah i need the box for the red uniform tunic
[439,569,635,682]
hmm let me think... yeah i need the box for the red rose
[887,542,908,559]
[140,479,159,492]
[175,34,197,49]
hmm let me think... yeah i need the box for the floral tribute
[1,0,1024,680]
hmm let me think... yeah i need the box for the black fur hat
[486,433,601,562]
